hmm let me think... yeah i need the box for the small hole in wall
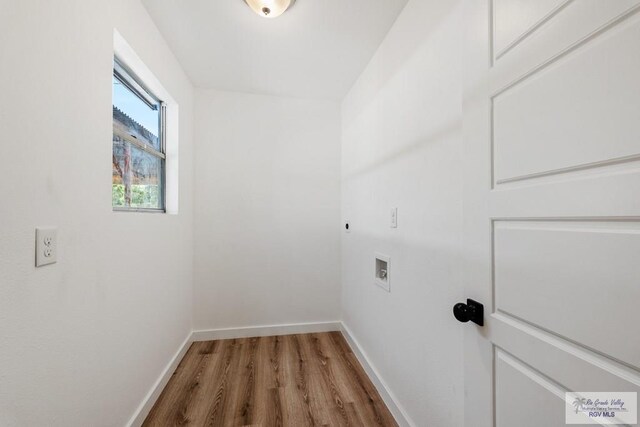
[345,221,350,233]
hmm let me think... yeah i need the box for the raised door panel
[494,220,640,370]
[493,14,640,184]
[495,349,567,427]
[493,0,568,59]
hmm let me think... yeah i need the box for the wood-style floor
[143,332,398,427]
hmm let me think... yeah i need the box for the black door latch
[453,299,484,326]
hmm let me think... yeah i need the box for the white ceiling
[142,0,408,100]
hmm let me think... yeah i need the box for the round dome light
[243,0,296,18]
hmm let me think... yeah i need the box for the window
[112,58,165,211]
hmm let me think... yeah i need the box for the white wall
[193,90,341,330]
[0,1,194,426]
[0,0,464,424]
[341,0,464,425]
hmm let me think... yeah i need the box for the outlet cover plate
[390,207,398,228]
[36,227,57,267]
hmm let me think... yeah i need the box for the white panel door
[462,1,640,426]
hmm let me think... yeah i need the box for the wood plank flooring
[143,332,398,427]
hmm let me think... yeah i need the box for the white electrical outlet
[36,227,57,267]
[390,207,398,228]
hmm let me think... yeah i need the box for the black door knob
[453,299,484,326]
[453,303,470,322]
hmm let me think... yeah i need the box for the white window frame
[113,29,180,215]
[112,58,167,213]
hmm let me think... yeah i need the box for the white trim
[340,322,415,427]
[192,321,341,342]
[126,333,193,427]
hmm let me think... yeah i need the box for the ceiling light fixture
[243,0,295,18]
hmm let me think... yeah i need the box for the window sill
[113,207,166,214]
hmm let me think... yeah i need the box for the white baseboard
[340,322,415,427]
[192,321,342,341]
[126,333,194,427]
